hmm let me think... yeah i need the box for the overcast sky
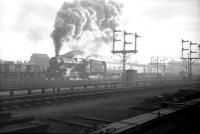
[0,0,200,63]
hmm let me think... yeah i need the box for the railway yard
[1,0,200,133]
[1,79,200,133]
[1,55,199,133]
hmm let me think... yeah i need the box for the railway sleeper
[74,115,112,124]
[0,116,34,127]
[0,121,49,133]
[49,117,94,128]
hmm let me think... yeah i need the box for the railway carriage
[0,62,45,79]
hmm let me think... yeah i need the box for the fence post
[57,88,60,92]
[10,90,14,97]
[42,88,45,94]
[114,83,116,88]
[71,86,74,92]
[28,89,32,95]
[122,83,125,87]
[53,88,56,93]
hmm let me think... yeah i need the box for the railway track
[89,98,200,134]
[44,88,200,133]
[0,85,156,110]
[48,115,111,133]
[1,81,199,111]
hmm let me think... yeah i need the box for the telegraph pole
[160,57,167,76]
[150,56,167,78]
[112,29,141,85]
[151,56,154,65]
[156,56,159,78]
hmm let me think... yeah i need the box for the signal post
[181,39,200,79]
[112,29,141,86]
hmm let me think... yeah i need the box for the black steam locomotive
[46,56,107,80]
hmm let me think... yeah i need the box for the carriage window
[10,64,15,72]
[21,65,26,72]
[0,64,5,72]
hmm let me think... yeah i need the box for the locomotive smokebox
[125,70,138,86]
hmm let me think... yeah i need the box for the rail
[89,98,200,134]
[0,79,199,97]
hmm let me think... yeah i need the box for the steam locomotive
[46,56,111,80]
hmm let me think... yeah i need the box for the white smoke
[52,0,123,56]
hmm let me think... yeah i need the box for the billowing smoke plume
[51,0,123,56]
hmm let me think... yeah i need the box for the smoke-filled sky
[0,0,200,63]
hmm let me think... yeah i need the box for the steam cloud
[51,0,123,56]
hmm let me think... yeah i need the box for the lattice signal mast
[181,39,200,79]
[112,29,141,83]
